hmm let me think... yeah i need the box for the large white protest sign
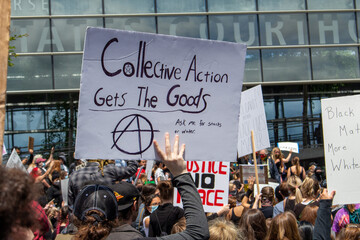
[238,85,270,157]
[6,149,27,172]
[145,160,154,181]
[277,142,299,153]
[321,95,360,205]
[75,27,246,161]
[174,161,229,213]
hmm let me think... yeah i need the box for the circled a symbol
[111,114,159,155]
[123,63,134,77]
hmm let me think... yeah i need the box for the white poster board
[277,142,299,153]
[75,27,246,162]
[238,85,270,157]
[321,95,360,205]
[61,178,69,206]
[145,160,154,181]
[174,161,229,213]
[6,149,27,172]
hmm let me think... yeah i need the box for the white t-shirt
[154,168,166,185]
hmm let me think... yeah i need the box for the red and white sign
[174,161,229,213]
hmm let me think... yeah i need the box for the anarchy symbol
[111,114,159,155]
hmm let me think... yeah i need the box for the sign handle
[251,130,260,194]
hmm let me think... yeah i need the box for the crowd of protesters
[1,134,360,240]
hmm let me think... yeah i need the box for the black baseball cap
[111,182,140,211]
[73,184,118,221]
[309,162,317,167]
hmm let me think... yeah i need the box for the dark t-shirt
[148,203,184,237]
[260,206,274,219]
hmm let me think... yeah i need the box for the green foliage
[8,34,28,67]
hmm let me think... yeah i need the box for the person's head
[30,167,42,179]
[300,177,320,199]
[144,194,161,216]
[308,162,317,172]
[228,196,237,208]
[58,153,67,165]
[157,180,173,203]
[236,191,246,203]
[59,206,69,223]
[171,217,186,234]
[35,156,46,168]
[239,209,267,240]
[229,183,236,193]
[266,211,301,240]
[209,218,242,240]
[73,184,118,240]
[14,146,21,155]
[0,167,38,240]
[140,183,157,202]
[275,183,289,202]
[271,147,282,159]
[110,181,140,224]
[259,149,269,162]
[261,186,275,206]
[299,205,319,225]
[298,221,314,240]
[336,224,360,240]
[287,175,303,204]
[138,160,146,167]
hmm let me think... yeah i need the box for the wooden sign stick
[251,130,260,194]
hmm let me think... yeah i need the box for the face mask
[150,205,159,213]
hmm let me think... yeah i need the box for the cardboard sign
[174,161,229,213]
[238,85,270,157]
[6,149,27,172]
[145,160,154,180]
[321,95,360,205]
[28,137,34,150]
[75,27,246,161]
[239,164,268,184]
[277,142,299,153]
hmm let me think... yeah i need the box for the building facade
[5,0,360,161]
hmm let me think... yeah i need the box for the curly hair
[0,166,38,239]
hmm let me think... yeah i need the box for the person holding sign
[270,147,292,183]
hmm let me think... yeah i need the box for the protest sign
[6,149,27,172]
[145,160,154,181]
[75,27,246,161]
[238,85,270,157]
[277,142,299,153]
[321,95,360,205]
[28,137,34,150]
[61,178,69,206]
[174,161,229,213]
[239,164,268,184]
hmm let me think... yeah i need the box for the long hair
[287,176,303,204]
[74,210,117,240]
[266,212,301,240]
[271,147,284,170]
[292,157,301,176]
[336,224,360,240]
[261,186,275,206]
[300,177,319,199]
[239,209,267,240]
[300,205,319,225]
[157,180,173,202]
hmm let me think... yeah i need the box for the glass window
[311,47,359,80]
[156,0,205,13]
[54,55,82,89]
[357,0,360,9]
[209,15,259,46]
[283,99,303,118]
[3,135,11,154]
[264,99,276,120]
[52,18,103,52]
[14,133,45,151]
[309,13,357,44]
[244,50,261,82]
[207,0,256,11]
[11,0,49,16]
[104,0,155,13]
[5,111,11,131]
[258,0,305,10]
[262,49,311,81]
[307,0,354,9]
[10,19,50,53]
[7,56,53,91]
[51,0,102,15]
[259,14,308,46]
[12,110,45,131]
[158,16,208,39]
[105,17,156,33]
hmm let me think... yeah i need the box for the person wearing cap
[58,152,69,175]
[307,162,322,182]
[68,159,138,208]
[72,184,119,240]
[107,181,144,239]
